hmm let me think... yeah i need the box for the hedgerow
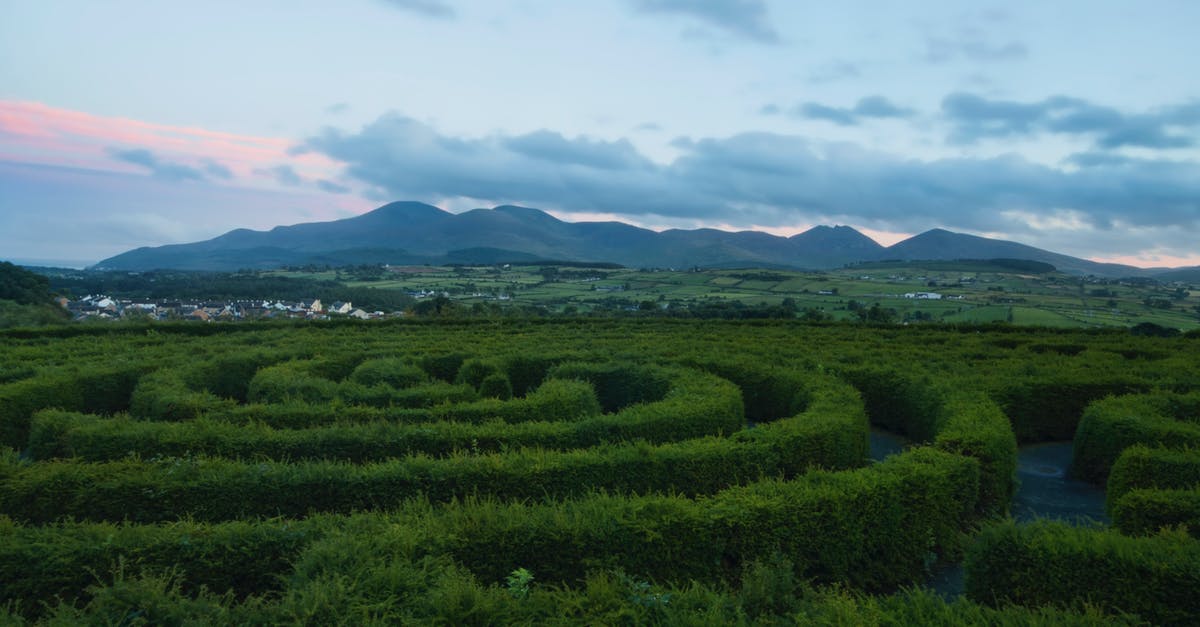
[1,320,1196,622]
[1071,392,1200,483]
[965,520,1200,625]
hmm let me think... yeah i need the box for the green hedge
[839,367,1017,518]
[129,369,237,422]
[965,520,1200,625]
[547,362,672,413]
[839,366,943,440]
[409,447,976,592]
[3,373,876,523]
[989,376,1148,443]
[0,364,144,448]
[1071,392,1200,484]
[1112,488,1200,537]
[5,521,1133,625]
[932,393,1018,518]
[1106,445,1200,516]
[347,357,428,389]
[0,514,324,615]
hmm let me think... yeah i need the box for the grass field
[264,261,1200,330]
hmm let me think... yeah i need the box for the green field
[265,261,1200,330]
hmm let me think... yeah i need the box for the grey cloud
[380,0,455,19]
[325,102,351,115]
[631,0,778,44]
[634,122,663,132]
[107,148,207,182]
[304,112,1200,247]
[502,130,652,170]
[758,104,781,116]
[201,159,233,180]
[944,92,1200,149]
[260,164,304,186]
[925,36,1026,63]
[795,96,914,126]
[316,179,351,194]
[807,60,860,84]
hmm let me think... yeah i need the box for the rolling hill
[93,201,1191,279]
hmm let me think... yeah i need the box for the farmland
[266,259,1200,329]
[1,319,1197,623]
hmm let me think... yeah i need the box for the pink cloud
[1089,253,1200,269]
[0,100,343,185]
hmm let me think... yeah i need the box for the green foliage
[1106,445,1200,516]
[965,520,1200,625]
[1072,392,1200,483]
[1112,488,1200,537]
[349,357,428,389]
[0,262,55,305]
[479,373,513,400]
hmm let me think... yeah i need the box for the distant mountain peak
[91,201,1160,278]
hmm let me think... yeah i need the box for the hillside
[94,201,1177,278]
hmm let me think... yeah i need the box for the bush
[1106,445,1200,516]
[349,358,428,389]
[1072,393,1200,484]
[0,364,143,448]
[479,373,513,400]
[246,362,339,404]
[965,520,1200,625]
[1112,488,1200,537]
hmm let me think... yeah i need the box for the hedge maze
[0,320,1197,623]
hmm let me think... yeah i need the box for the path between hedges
[867,433,1108,599]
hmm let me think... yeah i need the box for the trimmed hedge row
[1,372,876,523]
[26,365,757,462]
[389,447,977,592]
[1106,445,1200,516]
[1,446,975,616]
[839,366,1017,518]
[1071,392,1200,484]
[965,520,1200,625]
[1112,488,1200,537]
[0,363,145,449]
[0,515,320,612]
[3,522,1134,625]
[989,375,1149,443]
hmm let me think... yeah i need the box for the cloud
[807,60,861,84]
[316,179,351,194]
[943,92,1200,149]
[325,102,351,115]
[107,147,211,182]
[793,96,914,126]
[924,36,1026,63]
[201,159,233,180]
[303,112,1200,255]
[260,164,304,186]
[633,121,663,132]
[380,0,455,19]
[630,0,778,44]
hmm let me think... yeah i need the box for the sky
[1,0,1198,268]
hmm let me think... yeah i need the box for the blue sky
[1,0,1198,267]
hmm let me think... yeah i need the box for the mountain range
[94,201,1196,279]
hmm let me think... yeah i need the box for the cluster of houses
[64,295,391,322]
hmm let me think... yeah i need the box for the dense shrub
[1106,445,1200,515]
[0,364,144,448]
[478,373,513,400]
[548,362,672,413]
[1112,488,1200,537]
[246,362,339,404]
[965,520,1200,625]
[990,376,1148,442]
[348,357,428,389]
[1071,392,1200,483]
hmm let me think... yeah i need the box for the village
[61,295,398,322]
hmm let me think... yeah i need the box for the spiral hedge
[0,319,1197,623]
